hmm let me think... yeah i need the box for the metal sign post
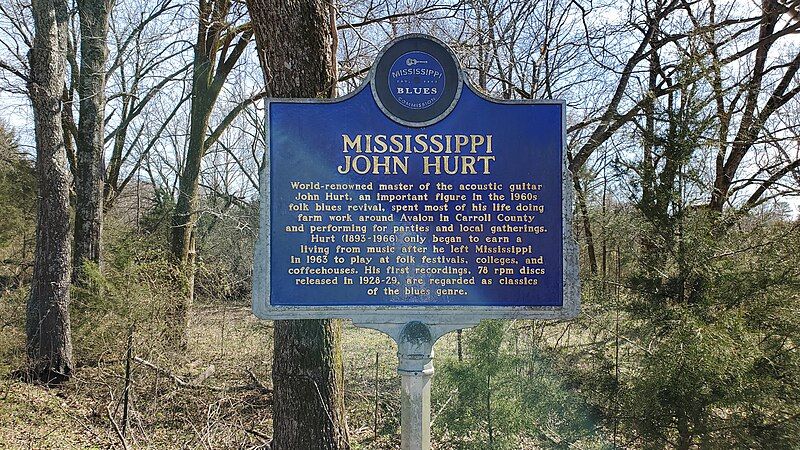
[252,34,579,448]
[355,320,478,449]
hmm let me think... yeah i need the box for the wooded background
[0,0,799,448]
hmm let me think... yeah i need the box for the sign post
[253,34,579,449]
[354,320,476,449]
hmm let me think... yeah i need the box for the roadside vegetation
[1,0,799,447]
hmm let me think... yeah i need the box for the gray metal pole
[397,321,434,450]
[354,320,478,450]
[399,354,433,449]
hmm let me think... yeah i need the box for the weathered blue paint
[268,83,564,307]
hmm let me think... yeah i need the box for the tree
[101,0,191,211]
[245,1,349,448]
[551,3,800,446]
[26,0,73,383]
[168,0,253,347]
[73,0,112,281]
[0,122,37,279]
[701,0,800,213]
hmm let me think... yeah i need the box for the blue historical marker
[253,34,579,321]
[252,34,580,450]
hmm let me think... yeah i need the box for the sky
[0,0,798,218]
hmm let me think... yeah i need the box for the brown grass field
[0,302,470,449]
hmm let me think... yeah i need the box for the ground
[0,304,466,449]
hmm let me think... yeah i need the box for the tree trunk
[677,415,692,450]
[247,0,337,98]
[573,175,597,275]
[171,47,215,273]
[167,0,228,348]
[168,74,212,348]
[26,0,74,384]
[245,1,348,448]
[170,84,213,266]
[272,320,348,449]
[73,0,111,281]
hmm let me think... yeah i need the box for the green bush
[70,235,184,365]
[0,123,36,291]
[0,123,36,376]
[434,321,604,449]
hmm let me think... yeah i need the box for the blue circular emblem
[372,35,462,126]
[388,51,446,110]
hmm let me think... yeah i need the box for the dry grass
[0,301,468,449]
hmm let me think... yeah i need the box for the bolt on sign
[253,34,579,321]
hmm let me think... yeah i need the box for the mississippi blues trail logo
[388,51,446,110]
[371,35,461,126]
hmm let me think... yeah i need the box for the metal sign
[252,34,579,322]
[252,34,580,450]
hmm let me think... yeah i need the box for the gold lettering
[338,155,352,173]
[374,134,388,153]
[423,156,440,174]
[414,134,429,153]
[342,134,494,174]
[430,134,444,153]
[462,155,477,174]
[477,155,495,174]
[470,135,484,154]
[455,135,469,153]
[390,135,404,153]
[338,155,409,174]
[342,134,361,153]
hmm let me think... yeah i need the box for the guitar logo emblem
[388,51,446,110]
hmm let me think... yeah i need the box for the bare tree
[1,0,194,268]
[26,0,73,383]
[168,0,253,347]
[702,0,800,213]
[72,0,112,280]
[102,0,191,210]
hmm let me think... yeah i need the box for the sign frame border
[252,34,580,322]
